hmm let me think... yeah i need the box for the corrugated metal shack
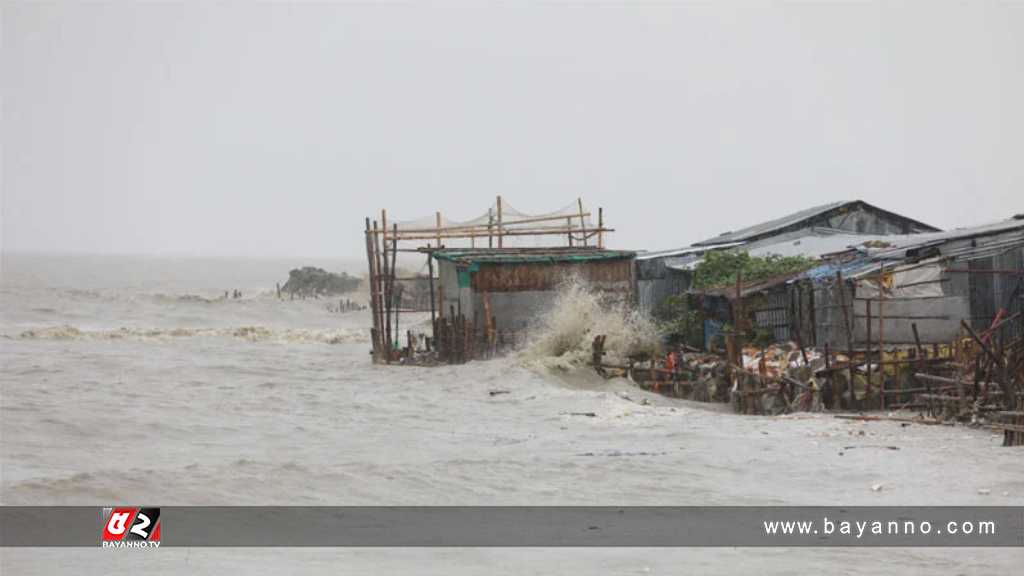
[637,200,940,318]
[635,246,716,316]
[795,216,1024,349]
[433,247,636,350]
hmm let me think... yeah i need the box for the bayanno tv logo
[101,507,161,548]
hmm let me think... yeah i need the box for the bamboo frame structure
[363,196,613,364]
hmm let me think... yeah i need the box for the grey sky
[2,1,1022,259]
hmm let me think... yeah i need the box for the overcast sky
[2,1,1022,259]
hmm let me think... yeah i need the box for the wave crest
[13,325,367,345]
[520,278,661,370]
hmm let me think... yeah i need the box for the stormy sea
[1,253,1020,574]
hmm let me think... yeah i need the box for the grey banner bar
[2,507,1021,547]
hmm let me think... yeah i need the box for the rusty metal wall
[471,259,634,293]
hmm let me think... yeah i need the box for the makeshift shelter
[432,247,636,348]
[637,200,939,317]
[797,216,1024,348]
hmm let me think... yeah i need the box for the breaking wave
[149,293,223,304]
[11,325,367,345]
[520,278,661,370]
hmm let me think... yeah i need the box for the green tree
[692,251,816,290]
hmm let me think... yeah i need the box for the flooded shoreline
[1,254,1020,573]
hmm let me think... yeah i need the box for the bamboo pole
[866,298,873,399]
[389,223,398,357]
[391,223,399,352]
[427,245,436,337]
[382,213,392,361]
[836,271,854,410]
[496,195,503,248]
[877,265,886,410]
[825,342,834,409]
[435,211,442,248]
[912,323,931,414]
[578,198,588,247]
[379,211,594,235]
[365,218,381,362]
[598,207,604,248]
[372,220,386,359]
[378,226,613,241]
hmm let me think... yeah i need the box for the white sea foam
[520,278,661,370]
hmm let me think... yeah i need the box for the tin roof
[634,242,743,261]
[665,230,895,272]
[691,200,939,247]
[802,216,1024,281]
[431,247,636,265]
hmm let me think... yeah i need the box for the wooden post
[566,217,574,246]
[483,291,495,357]
[489,209,495,248]
[866,298,873,401]
[427,245,436,338]
[577,198,588,247]
[836,272,854,410]
[438,284,445,319]
[435,211,442,248]
[496,195,503,248]
[365,218,382,362]
[734,271,743,338]
[824,342,834,409]
[394,284,402,352]
[389,223,399,357]
[808,280,818,348]
[372,220,386,360]
[877,265,886,411]
[912,323,930,415]
[733,271,755,414]
[961,319,1011,410]
[598,207,604,248]
[382,212,392,361]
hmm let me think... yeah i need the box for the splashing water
[520,278,661,370]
